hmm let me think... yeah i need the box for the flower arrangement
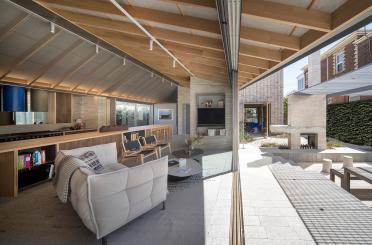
[185,135,203,155]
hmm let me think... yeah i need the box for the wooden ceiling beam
[238,66,262,76]
[240,43,282,62]
[168,0,332,34]
[28,40,84,85]
[240,26,300,51]
[100,70,143,95]
[238,56,277,70]
[70,54,113,91]
[52,51,98,88]
[36,0,220,33]
[243,0,331,32]
[0,13,30,43]
[0,30,62,80]
[49,8,224,51]
[38,0,299,52]
[300,0,372,49]
[86,63,123,93]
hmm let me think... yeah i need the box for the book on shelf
[18,149,47,170]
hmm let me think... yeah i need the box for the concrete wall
[154,103,177,134]
[177,86,190,135]
[288,94,326,128]
[72,95,110,129]
[308,50,321,87]
[239,70,284,125]
[190,77,232,150]
[286,94,327,149]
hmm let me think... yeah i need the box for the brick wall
[328,96,349,104]
[357,37,372,68]
[321,59,327,82]
[239,71,283,125]
[327,56,335,81]
[344,43,355,73]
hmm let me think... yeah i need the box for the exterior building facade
[239,71,284,134]
[297,30,372,104]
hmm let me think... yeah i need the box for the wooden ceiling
[10,0,372,89]
[0,0,179,104]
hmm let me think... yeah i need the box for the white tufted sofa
[59,142,168,239]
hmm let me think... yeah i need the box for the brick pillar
[308,50,321,87]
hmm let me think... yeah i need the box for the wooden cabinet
[0,125,172,197]
[56,92,71,123]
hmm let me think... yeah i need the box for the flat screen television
[197,108,225,126]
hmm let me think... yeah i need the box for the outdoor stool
[322,158,332,173]
[343,156,353,168]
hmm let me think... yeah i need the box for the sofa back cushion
[86,156,168,239]
[61,142,117,166]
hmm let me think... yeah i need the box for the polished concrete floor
[0,151,232,245]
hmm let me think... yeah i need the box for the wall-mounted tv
[197,108,225,126]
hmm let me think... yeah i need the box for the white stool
[343,155,353,168]
[322,158,332,173]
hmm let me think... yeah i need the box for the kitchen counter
[0,125,171,153]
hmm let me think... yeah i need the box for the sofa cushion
[61,142,118,165]
[78,151,105,174]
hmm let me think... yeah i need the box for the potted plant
[185,135,203,156]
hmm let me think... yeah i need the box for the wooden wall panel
[0,151,17,197]
[56,92,72,123]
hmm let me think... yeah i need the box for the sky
[283,23,372,96]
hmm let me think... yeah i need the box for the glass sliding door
[116,101,152,127]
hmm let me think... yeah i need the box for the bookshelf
[17,145,56,189]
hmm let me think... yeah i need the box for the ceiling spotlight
[95,44,99,54]
[123,58,126,66]
[172,59,176,68]
[149,39,154,51]
[50,22,55,33]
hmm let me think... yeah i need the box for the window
[116,101,152,127]
[15,112,45,125]
[335,52,344,73]
[297,78,305,90]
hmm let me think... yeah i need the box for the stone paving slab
[239,146,316,245]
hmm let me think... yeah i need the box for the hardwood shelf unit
[0,124,172,197]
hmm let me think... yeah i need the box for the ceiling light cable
[109,0,194,76]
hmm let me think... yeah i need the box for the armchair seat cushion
[141,149,157,156]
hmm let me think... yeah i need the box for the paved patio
[239,144,315,245]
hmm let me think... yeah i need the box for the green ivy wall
[327,100,372,146]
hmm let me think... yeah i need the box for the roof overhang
[298,63,372,96]
[241,4,372,89]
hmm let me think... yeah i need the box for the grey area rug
[0,176,207,245]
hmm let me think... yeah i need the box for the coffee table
[168,158,202,181]
[172,148,204,158]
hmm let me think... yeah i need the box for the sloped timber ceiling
[0,0,177,103]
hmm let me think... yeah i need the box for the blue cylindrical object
[2,85,26,112]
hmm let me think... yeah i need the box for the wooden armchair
[140,135,171,158]
[122,139,158,164]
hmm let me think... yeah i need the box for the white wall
[190,77,232,150]
[154,103,177,134]
[177,86,190,135]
